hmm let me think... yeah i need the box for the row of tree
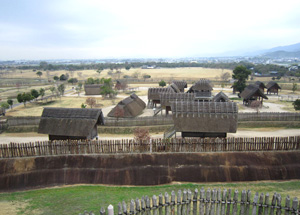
[7,61,297,77]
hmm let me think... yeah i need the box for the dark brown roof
[38,108,104,137]
[266,81,281,89]
[171,101,238,133]
[84,84,103,95]
[187,79,213,92]
[108,94,146,118]
[171,101,238,115]
[255,81,266,89]
[160,92,195,108]
[213,91,230,102]
[148,87,175,100]
[172,81,187,91]
[240,84,268,100]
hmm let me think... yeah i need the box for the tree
[86,97,96,108]
[39,88,45,99]
[76,83,82,97]
[68,78,78,85]
[17,92,32,106]
[81,103,87,108]
[159,80,166,87]
[293,99,300,110]
[133,128,150,143]
[49,86,56,95]
[57,84,65,95]
[59,74,68,81]
[1,102,9,109]
[232,65,251,93]
[96,68,103,75]
[143,74,151,81]
[30,89,40,100]
[292,83,297,93]
[36,71,43,79]
[220,72,231,82]
[7,99,13,109]
[125,65,131,70]
[100,78,116,98]
[132,71,140,78]
[53,76,59,81]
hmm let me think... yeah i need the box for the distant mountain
[260,42,300,58]
[236,42,300,58]
[266,42,300,53]
[262,50,300,58]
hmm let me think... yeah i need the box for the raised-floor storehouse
[38,107,104,140]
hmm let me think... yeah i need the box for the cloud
[0,0,300,59]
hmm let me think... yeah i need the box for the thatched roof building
[148,87,175,107]
[171,101,238,137]
[266,81,281,95]
[172,81,188,92]
[38,107,104,140]
[84,84,103,95]
[213,91,230,102]
[240,84,268,105]
[169,83,181,93]
[108,93,146,118]
[255,81,267,92]
[187,79,213,99]
[115,80,128,91]
[160,93,195,109]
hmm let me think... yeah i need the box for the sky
[1,0,300,60]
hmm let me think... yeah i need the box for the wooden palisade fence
[5,112,300,128]
[1,136,300,158]
[79,188,300,215]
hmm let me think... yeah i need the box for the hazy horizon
[1,0,300,60]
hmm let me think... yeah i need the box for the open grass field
[5,96,122,117]
[3,67,232,81]
[0,180,299,215]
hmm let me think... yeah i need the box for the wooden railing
[80,188,300,215]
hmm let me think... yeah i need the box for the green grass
[0,181,300,215]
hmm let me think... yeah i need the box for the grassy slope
[0,181,299,214]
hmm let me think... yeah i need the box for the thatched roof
[84,84,103,95]
[266,81,281,90]
[187,79,213,92]
[108,94,146,118]
[130,93,146,109]
[213,91,230,102]
[172,81,187,91]
[148,87,175,100]
[38,108,104,137]
[160,92,195,108]
[169,83,181,93]
[240,84,268,100]
[255,81,266,89]
[171,101,238,133]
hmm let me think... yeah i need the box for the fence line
[80,188,300,215]
[5,112,300,128]
[1,136,300,158]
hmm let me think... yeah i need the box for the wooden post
[291,197,298,215]
[206,188,211,215]
[252,192,259,215]
[159,193,163,215]
[165,192,170,215]
[171,191,176,215]
[276,194,281,215]
[226,189,232,215]
[284,196,290,215]
[177,190,182,215]
[193,188,198,215]
[264,193,269,215]
[270,193,277,215]
[232,190,238,215]
[221,189,227,215]
[258,193,264,215]
[108,205,114,215]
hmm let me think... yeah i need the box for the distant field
[5,96,122,117]
[2,67,232,81]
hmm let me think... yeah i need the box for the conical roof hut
[108,94,146,118]
[172,81,187,92]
